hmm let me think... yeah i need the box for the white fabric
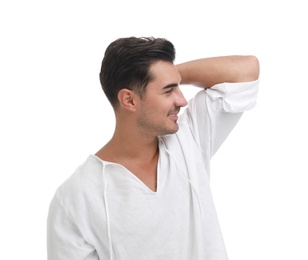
[47,80,259,260]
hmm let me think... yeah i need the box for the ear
[117,88,138,112]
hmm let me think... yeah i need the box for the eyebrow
[162,83,179,89]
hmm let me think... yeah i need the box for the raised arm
[176,55,260,88]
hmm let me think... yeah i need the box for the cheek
[148,107,165,118]
[141,94,174,117]
[142,98,167,113]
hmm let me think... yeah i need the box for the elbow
[246,55,260,81]
[230,55,260,83]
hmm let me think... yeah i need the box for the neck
[95,113,160,192]
[96,120,159,164]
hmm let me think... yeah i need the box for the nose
[175,88,188,107]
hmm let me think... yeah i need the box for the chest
[104,161,194,258]
[83,142,216,259]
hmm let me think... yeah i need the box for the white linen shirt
[47,80,259,260]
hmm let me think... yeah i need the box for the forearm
[176,55,260,88]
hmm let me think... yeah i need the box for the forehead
[149,61,181,87]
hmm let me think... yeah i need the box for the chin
[166,125,179,135]
[155,122,180,136]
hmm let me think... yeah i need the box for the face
[136,61,188,137]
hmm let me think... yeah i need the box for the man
[47,37,259,259]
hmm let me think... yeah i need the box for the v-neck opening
[91,151,161,194]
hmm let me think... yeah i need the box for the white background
[1,0,307,259]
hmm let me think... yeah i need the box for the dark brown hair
[99,37,175,108]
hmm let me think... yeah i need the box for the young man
[47,37,259,259]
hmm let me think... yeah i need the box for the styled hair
[99,37,176,108]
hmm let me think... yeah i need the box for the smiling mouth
[168,109,180,120]
[168,114,178,120]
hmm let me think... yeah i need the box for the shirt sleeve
[47,191,99,260]
[179,80,259,160]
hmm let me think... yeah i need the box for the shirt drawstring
[159,138,204,220]
[101,162,114,260]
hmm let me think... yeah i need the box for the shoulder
[55,155,105,207]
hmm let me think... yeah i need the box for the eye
[164,88,173,94]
